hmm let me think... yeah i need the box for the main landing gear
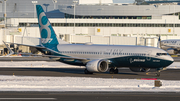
[109,68,118,74]
[84,69,93,74]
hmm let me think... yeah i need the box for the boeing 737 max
[5,5,174,77]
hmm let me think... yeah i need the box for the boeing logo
[130,59,146,63]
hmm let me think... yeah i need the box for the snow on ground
[0,61,179,92]
[167,62,180,69]
[0,61,180,69]
[0,75,180,92]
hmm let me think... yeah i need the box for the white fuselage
[55,44,173,62]
[161,40,180,50]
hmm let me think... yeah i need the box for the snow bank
[0,75,180,92]
[168,62,180,69]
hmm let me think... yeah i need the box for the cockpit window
[157,53,168,56]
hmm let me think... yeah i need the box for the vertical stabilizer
[36,5,59,47]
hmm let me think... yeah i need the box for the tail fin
[36,5,59,47]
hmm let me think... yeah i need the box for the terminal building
[1,0,180,55]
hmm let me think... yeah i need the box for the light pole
[32,1,38,18]
[73,1,78,34]
[0,1,2,24]
[52,0,57,10]
[2,0,7,46]
[43,4,50,12]
[173,3,175,36]
[4,0,7,27]
[173,2,177,36]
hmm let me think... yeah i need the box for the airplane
[160,39,180,55]
[4,5,174,77]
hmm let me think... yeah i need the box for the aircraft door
[146,50,152,61]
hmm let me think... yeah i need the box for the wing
[6,42,46,49]
[30,54,90,61]
[3,41,90,61]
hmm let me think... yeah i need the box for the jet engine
[129,67,150,72]
[166,48,178,55]
[86,59,109,73]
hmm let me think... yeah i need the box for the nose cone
[169,56,174,62]
[166,56,174,66]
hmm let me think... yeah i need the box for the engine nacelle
[167,48,178,55]
[86,59,109,73]
[129,67,150,72]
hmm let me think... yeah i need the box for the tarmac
[0,56,179,101]
[0,92,179,101]
[0,68,179,80]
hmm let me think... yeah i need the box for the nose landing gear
[155,72,160,77]
[146,71,160,77]
[146,67,166,77]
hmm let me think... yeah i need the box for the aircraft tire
[115,69,118,74]
[155,72,160,77]
[109,68,118,74]
[109,68,114,74]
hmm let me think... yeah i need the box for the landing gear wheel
[84,69,93,74]
[115,69,118,74]
[109,68,118,74]
[155,72,160,77]
[109,68,114,74]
